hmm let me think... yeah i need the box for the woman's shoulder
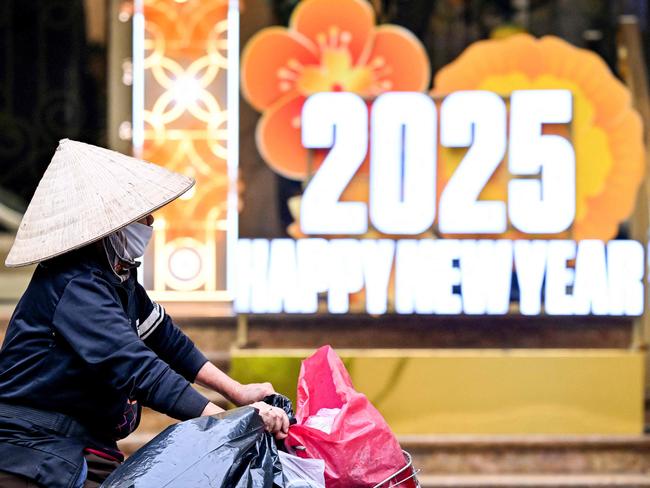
[29,246,119,298]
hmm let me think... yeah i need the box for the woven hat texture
[5,139,194,267]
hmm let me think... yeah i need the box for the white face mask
[122,222,153,260]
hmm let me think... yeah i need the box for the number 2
[300,92,368,235]
[438,91,507,234]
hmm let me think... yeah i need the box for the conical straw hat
[5,139,194,267]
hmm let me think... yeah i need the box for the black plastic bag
[101,406,285,488]
[263,394,294,421]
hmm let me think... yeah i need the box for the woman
[0,140,288,487]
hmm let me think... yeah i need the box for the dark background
[0,0,647,236]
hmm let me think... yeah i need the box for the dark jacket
[0,246,210,487]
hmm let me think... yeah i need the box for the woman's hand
[252,402,290,439]
[232,382,275,406]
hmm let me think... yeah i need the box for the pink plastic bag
[286,346,405,488]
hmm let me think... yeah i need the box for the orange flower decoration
[433,34,645,241]
[241,0,430,180]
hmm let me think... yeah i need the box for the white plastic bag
[279,451,326,488]
[302,407,340,434]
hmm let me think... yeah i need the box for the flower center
[275,27,395,99]
[296,48,374,96]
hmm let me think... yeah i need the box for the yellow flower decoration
[433,34,645,240]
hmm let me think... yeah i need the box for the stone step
[403,434,650,475]
[0,302,635,350]
[164,308,634,350]
[417,474,650,487]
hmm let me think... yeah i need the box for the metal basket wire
[372,450,421,488]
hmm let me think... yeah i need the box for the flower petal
[363,25,431,92]
[433,34,542,95]
[241,27,319,111]
[290,0,375,64]
[256,94,310,180]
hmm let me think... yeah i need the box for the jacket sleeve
[52,273,210,420]
[134,283,209,382]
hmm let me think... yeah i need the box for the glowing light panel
[133,0,233,301]
[234,89,644,316]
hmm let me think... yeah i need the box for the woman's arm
[196,363,289,438]
[194,361,274,406]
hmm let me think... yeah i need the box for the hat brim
[5,179,195,268]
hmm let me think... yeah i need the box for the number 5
[508,90,575,234]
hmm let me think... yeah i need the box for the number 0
[439,91,508,234]
[370,92,437,235]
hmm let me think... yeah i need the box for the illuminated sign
[235,90,644,316]
[237,1,645,316]
[235,238,643,316]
